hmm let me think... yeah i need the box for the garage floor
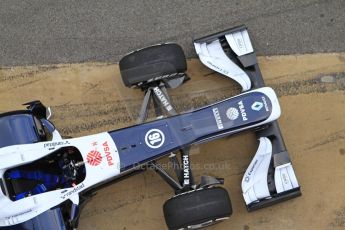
[0,53,344,229]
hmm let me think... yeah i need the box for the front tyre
[163,187,232,230]
[119,43,187,87]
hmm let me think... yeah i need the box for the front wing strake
[194,25,301,211]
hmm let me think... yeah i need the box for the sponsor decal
[206,61,229,75]
[147,72,185,83]
[103,141,114,166]
[212,107,224,130]
[60,183,85,199]
[244,159,258,182]
[11,209,32,218]
[251,101,264,111]
[226,107,239,120]
[87,150,102,166]
[44,140,70,149]
[282,171,290,185]
[153,87,173,111]
[262,96,269,111]
[145,129,165,149]
[237,38,244,50]
[238,101,248,121]
[182,155,190,185]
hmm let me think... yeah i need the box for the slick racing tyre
[119,43,187,87]
[163,187,232,230]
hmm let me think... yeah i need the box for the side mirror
[23,101,52,120]
[46,107,52,120]
[41,119,56,133]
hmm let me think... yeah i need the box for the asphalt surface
[0,0,344,66]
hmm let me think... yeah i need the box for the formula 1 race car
[0,25,301,230]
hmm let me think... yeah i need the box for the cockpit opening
[4,146,86,201]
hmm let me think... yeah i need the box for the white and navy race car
[0,25,300,230]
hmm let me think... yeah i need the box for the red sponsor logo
[87,150,102,166]
[103,141,114,166]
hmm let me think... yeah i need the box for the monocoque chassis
[0,25,301,229]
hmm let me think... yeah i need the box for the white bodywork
[224,29,253,56]
[242,137,272,204]
[194,27,254,91]
[275,163,299,194]
[241,138,299,205]
[194,40,251,91]
[198,87,281,144]
[0,132,120,226]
